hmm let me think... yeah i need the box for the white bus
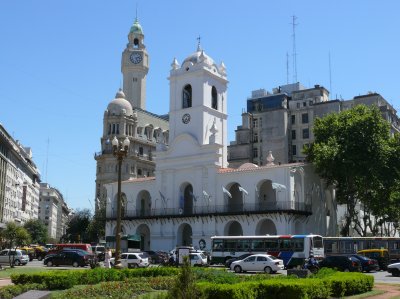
[211,234,324,268]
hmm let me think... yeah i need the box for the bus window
[251,239,264,251]
[313,236,323,248]
[280,239,292,250]
[212,239,223,251]
[265,239,278,250]
[224,240,236,251]
[292,239,304,252]
[237,240,250,251]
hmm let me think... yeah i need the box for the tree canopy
[23,219,48,244]
[66,209,92,243]
[305,105,400,236]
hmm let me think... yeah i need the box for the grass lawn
[0,266,86,279]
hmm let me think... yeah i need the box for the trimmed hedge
[11,267,180,289]
[198,279,330,299]
[0,283,46,299]
[323,272,374,297]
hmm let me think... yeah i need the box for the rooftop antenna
[197,35,201,51]
[286,52,289,84]
[291,15,298,83]
[329,52,332,100]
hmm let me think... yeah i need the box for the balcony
[106,201,312,220]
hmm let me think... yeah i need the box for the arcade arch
[137,190,151,216]
[224,220,243,236]
[255,219,277,235]
[177,223,192,246]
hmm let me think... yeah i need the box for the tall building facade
[39,183,70,241]
[94,19,169,211]
[228,84,400,167]
[0,124,40,227]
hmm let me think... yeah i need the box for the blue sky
[1,0,399,211]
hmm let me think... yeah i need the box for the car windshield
[96,247,105,252]
[200,253,206,258]
[20,250,27,255]
[139,253,147,258]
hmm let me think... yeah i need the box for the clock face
[182,113,191,124]
[130,52,142,64]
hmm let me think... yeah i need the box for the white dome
[107,89,133,116]
[182,49,214,66]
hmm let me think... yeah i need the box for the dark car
[225,253,254,268]
[319,255,361,272]
[43,250,92,267]
[348,254,379,272]
[143,250,165,264]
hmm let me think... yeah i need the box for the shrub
[0,283,45,299]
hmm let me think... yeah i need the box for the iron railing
[106,201,312,220]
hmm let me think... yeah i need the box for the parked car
[189,252,208,267]
[387,262,400,277]
[44,250,93,267]
[18,247,35,261]
[143,250,163,264]
[348,254,379,272]
[0,249,29,266]
[357,249,389,271]
[230,254,284,274]
[110,252,149,268]
[319,255,361,272]
[225,253,254,268]
[32,246,48,261]
[93,245,105,261]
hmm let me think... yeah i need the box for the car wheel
[38,256,43,261]
[264,266,272,274]
[392,269,400,277]
[47,261,53,267]
[234,265,242,273]
[14,260,20,266]
[72,261,79,268]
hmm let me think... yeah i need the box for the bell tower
[121,18,149,109]
[164,47,229,168]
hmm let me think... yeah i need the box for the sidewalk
[368,284,400,299]
[0,279,12,287]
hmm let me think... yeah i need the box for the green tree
[23,219,48,244]
[1,222,31,267]
[305,105,400,236]
[87,205,106,243]
[66,209,92,243]
[167,256,200,299]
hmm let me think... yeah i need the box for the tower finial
[197,35,201,51]
[135,3,138,21]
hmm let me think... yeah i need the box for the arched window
[212,86,218,110]
[182,84,192,108]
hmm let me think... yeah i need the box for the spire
[197,35,201,51]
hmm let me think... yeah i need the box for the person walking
[104,247,112,268]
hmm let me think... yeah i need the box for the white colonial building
[104,45,337,252]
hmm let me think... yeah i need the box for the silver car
[230,254,284,274]
[0,249,29,266]
[110,252,149,268]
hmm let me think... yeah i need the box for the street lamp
[111,136,130,269]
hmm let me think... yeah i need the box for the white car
[189,252,208,267]
[387,262,400,277]
[230,254,284,274]
[110,252,149,268]
[0,249,29,266]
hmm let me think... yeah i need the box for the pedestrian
[104,247,112,268]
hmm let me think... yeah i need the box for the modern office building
[228,84,399,167]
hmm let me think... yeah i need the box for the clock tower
[121,18,149,109]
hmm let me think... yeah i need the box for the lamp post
[111,136,130,269]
